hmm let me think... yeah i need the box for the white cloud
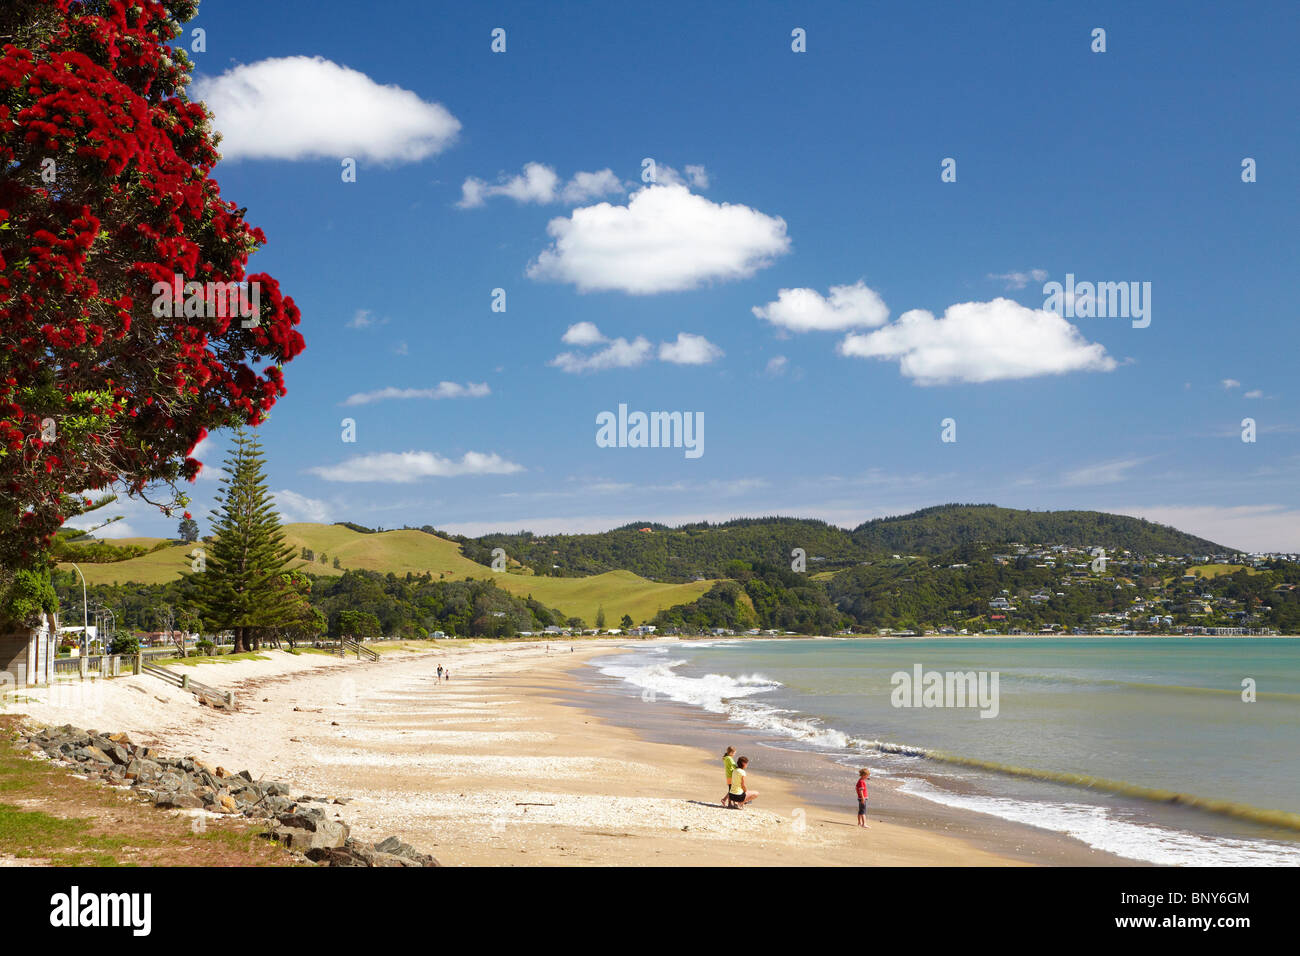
[561,168,625,203]
[1244,389,1264,399]
[560,321,607,346]
[656,164,710,189]
[458,163,625,208]
[458,162,558,207]
[550,335,654,374]
[309,451,523,483]
[753,280,889,332]
[527,184,790,294]
[347,309,386,330]
[342,382,490,406]
[1110,504,1300,553]
[659,332,724,365]
[192,56,461,163]
[838,297,1117,385]
[765,355,788,376]
[190,436,227,482]
[273,489,333,523]
[1061,457,1152,487]
[64,519,138,540]
[1222,378,1241,389]
[550,325,721,373]
[988,269,1048,290]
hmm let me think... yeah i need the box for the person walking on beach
[437,664,443,681]
[856,768,871,829]
[726,756,757,808]
[721,747,737,806]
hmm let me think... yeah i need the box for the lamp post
[68,563,88,656]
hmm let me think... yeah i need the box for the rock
[156,793,205,810]
[217,793,239,814]
[271,819,347,852]
[374,836,404,855]
[276,809,330,831]
[81,746,113,764]
[305,845,368,867]
[156,771,184,792]
[368,851,413,867]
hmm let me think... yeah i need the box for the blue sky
[83,1,1300,550]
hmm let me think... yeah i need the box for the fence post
[181,674,189,690]
[133,652,142,676]
[78,656,88,681]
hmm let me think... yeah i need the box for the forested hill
[850,505,1230,557]
[443,506,1233,582]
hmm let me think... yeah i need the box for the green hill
[59,524,714,626]
[447,506,1233,581]
[850,505,1231,555]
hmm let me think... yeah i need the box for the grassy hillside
[59,524,714,625]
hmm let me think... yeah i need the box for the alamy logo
[595,403,703,459]
[151,273,261,327]
[49,886,151,936]
[1042,273,1150,328]
[890,665,1000,718]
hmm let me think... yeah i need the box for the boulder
[305,845,368,867]
[156,794,205,810]
[271,819,347,852]
[80,746,113,764]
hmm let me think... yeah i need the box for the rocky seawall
[13,723,440,867]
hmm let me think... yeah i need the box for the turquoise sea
[595,637,1300,865]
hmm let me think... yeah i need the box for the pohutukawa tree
[0,0,304,622]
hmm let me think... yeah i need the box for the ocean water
[594,637,1300,866]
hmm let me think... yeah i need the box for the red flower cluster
[0,0,304,567]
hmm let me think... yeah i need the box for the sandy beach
[3,640,1123,866]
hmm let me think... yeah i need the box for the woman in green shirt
[721,747,737,806]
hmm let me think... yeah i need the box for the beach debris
[11,724,440,868]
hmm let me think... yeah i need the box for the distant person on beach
[726,756,756,808]
[721,747,737,806]
[444,668,450,681]
[437,664,443,681]
[856,768,871,828]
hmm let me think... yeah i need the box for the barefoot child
[856,768,871,828]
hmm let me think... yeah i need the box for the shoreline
[568,646,1131,866]
[0,639,1119,866]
